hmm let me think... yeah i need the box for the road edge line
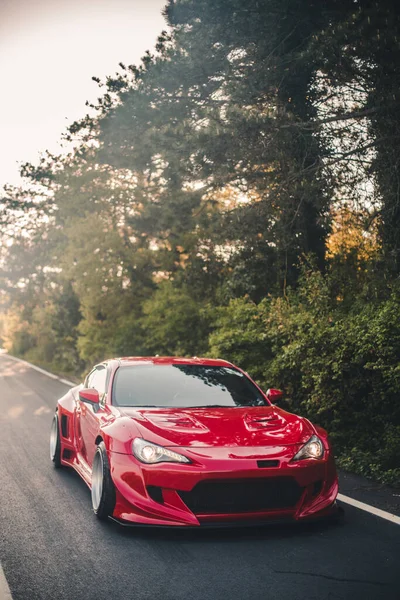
[337,493,400,525]
[2,353,76,387]
[0,564,13,600]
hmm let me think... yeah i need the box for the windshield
[112,364,267,408]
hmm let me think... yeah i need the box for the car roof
[114,356,235,368]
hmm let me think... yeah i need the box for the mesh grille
[178,477,303,514]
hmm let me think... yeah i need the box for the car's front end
[107,424,338,527]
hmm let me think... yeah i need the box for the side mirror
[79,388,100,405]
[266,388,283,405]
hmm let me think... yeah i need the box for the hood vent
[143,412,209,432]
[244,412,282,431]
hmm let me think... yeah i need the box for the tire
[50,412,62,468]
[91,442,116,520]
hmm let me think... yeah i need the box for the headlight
[132,438,191,464]
[292,435,325,461]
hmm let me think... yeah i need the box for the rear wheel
[91,442,116,520]
[50,412,62,468]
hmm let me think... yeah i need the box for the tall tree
[96,0,335,298]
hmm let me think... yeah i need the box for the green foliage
[209,268,400,484]
[140,281,212,357]
[208,297,272,384]
[3,282,83,375]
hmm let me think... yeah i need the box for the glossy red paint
[266,388,284,404]
[79,388,100,404]
[55,356,339,526]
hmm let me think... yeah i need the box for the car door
[79,365,108,467]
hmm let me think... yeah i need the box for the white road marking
[338,493,400,525]
[1,352,399,527]
[59,377,76,386]
[2,353,76,387]
[0,564,13,600]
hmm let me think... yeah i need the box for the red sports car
[50,357,339,526]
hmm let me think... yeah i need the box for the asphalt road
[0,353,399,600]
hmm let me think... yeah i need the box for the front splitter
[108,502,342,529]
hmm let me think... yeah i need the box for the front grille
[312,480,323,497]
[178,477,303,514]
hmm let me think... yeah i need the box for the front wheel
[91,442,116,520]
[50,412,62,468]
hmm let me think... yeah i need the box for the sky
[0,0,166,190]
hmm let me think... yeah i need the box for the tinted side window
[86,369,97,389]
[86,366,107,395]
[90,367,107,395]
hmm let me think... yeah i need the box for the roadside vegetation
[1,0,399,484]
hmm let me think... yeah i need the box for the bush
[209,271,400,485]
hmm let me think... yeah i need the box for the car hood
[119,406,314,448]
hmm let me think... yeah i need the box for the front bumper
[108,445,338,527]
